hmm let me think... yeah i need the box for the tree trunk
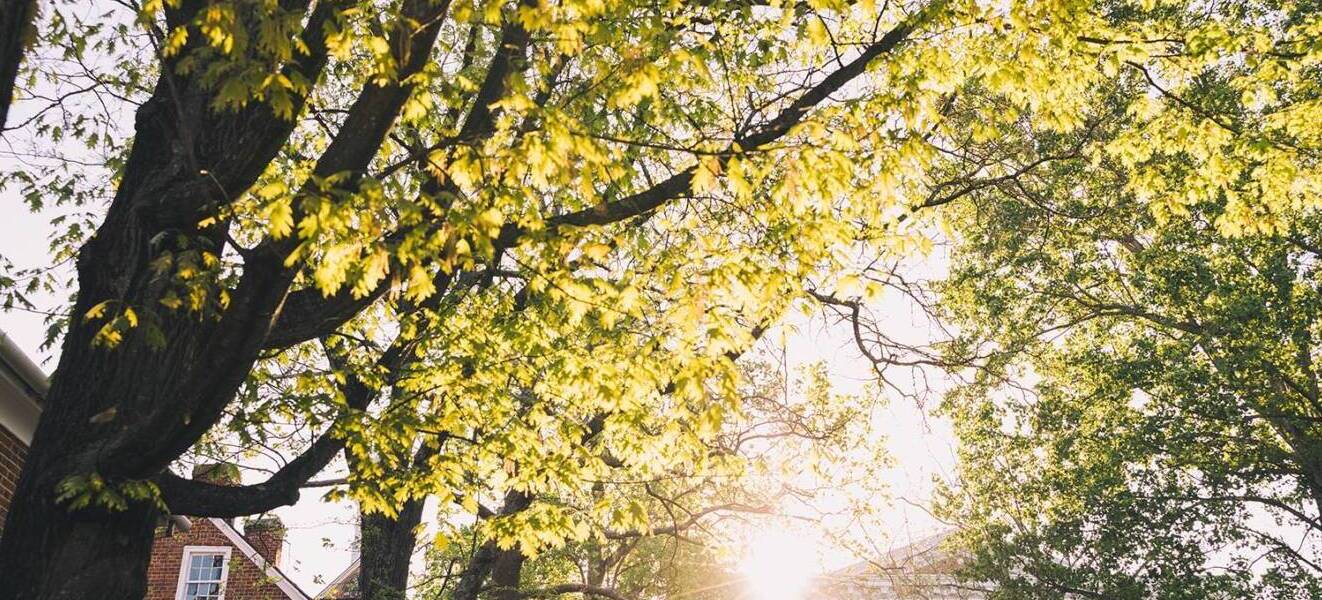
[452,491,531,600]
[0,2,320,586]
[0,220,248,600]
[452,542,499,600]
[357,498,426,600]
[488,546,527,600]
[0,269,265,599]
[0,115,291,597]
[0,472,158,599]
[0,0,36,129]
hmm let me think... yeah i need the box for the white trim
[0,331,49,397]
[174,545,232,600]
[0,330,47,444]
[208,518,310,600]
[0,377,39,444]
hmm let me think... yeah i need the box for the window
[175,546,232,600]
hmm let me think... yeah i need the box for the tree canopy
[921,2,1322,593]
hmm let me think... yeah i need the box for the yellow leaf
[581,242,611,261]
[265,200,294,239]
[85,301,112,321]
[837,274,863,298]
[693,157,722,194]
[806,19,829,46]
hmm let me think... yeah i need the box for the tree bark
[357,499,427,600]
[452,491,531,600]
[488,544,527,600]
[0,479,159,600]
[0,0,35,129]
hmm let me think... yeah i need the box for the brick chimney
[192,462,241,486]
[190,463,241,524]
[244,516,286,567]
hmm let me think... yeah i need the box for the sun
[737,529,818,600]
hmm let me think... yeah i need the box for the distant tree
[928,73,1322,600]
[771,1,1322,594]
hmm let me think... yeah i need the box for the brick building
[0,330,313,600]
[142,510,309,600]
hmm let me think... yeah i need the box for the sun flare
[737,529,818,600]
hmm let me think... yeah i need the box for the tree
[766,0,1322,594]
[777,0,1322,593]
[0,1,965,597]
[926,70,1322,600]
[284,355,876,600]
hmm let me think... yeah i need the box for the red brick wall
[147,517,297,600]
[0,423,27,535]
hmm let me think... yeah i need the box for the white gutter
[0,330,50,397]
[0,330,46,444]
[0,330,190,530]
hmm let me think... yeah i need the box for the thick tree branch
[156,326,418,516]
[118,0,455,471]
[264,5,537,349]
[148,0,351,229]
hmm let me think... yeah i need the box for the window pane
[185,582,221,600]
[183,552,226,599]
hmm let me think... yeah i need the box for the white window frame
[174,545,233,600]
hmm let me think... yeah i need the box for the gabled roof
[317,557,360,599]
[208,517,312,600]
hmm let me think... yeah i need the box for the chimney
[192,462,241,486]
[244,516,286,567]
[190,463,241,524]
